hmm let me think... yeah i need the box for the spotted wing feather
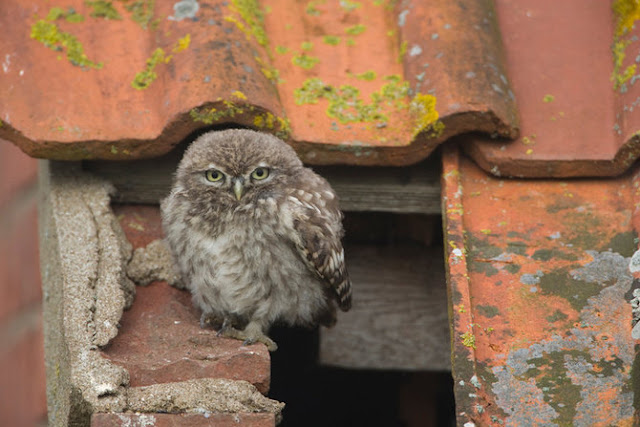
[288,180,352,311]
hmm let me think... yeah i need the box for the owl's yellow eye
[251,167,270,180]
[205,169,224,182]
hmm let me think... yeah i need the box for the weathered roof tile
[466,0,640,177]
[442,144,639,425]
[0,0,518,164]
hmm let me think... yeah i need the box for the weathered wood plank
[84,156,441,214]
[320,244,450,371]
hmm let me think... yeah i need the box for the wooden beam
[84,156,441,214]
[320,244,450,371]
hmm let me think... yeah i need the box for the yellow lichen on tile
[460,331,476,349]
[611,0,640,91]
[231,90,248,100]
[173,34,191,53]
[409,93,444,138]
[613,0,640,36]
[124,0,157,30]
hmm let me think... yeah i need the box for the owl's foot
[217,321,278,352]
[200,312,223,330]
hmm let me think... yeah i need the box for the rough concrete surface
[91,413,277,427]
[40,161,132,424]
[127,239,183,289]
[39,161,283,425]
[126,378,284,422]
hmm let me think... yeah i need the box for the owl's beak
[232,178,244,201]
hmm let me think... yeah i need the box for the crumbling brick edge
[38,161,284,426]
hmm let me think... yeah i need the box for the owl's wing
[288,185,352,312]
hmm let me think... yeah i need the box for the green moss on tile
[293,78,324,104]
[31,17,103,69]
[131,35,190,90]
[226,0,269,48]
[191,97,291,138]
[504,264,521,274]
[531,248,578,262]
[132,48,166,89]
[546,309,568,323]
[612,0,640,91]
[46,7,66,21]
[523,351,584,424]
[305,0,325,15]
[47,7,85,23]
[323,35,341,45]
[294,78,385,124]
[339,0,361,12]
[543,94,554,103]
[85,1,122,20]
[397,40,407,63]
[255,55,281,84]
[538,269,602,312]
[476,304,500,318]
[294,75,442,133]
[301,41,314,51]
[124,0,157,30]
[275,45,289,54]
[190,102,244,124]
[356,70,376,81]
[292,53,320,70]
[225,0,281,84]
[345,24,366,35]
[607,231,637,257]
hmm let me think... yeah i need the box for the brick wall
[0,141,47,426]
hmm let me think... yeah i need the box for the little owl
[161,129,352,351]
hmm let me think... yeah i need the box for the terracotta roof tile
[0,0,518,164]
[442,145,639,425]
[466,0,640,177]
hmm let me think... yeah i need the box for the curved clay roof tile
[0,0,518,166]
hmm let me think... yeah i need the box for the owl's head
[175,129,303,209]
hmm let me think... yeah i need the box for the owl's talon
[200,313,223,330]
[199,313,209,329]
[216,322,278,351]
[215,317,232,336]
[242,335,278,352]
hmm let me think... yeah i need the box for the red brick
[102,283,271,394]
[0,319,47,427]
[0,198,41,323]
[91,413,275,427]
[0,140,37,210]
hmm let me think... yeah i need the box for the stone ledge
[92,413,276,427]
